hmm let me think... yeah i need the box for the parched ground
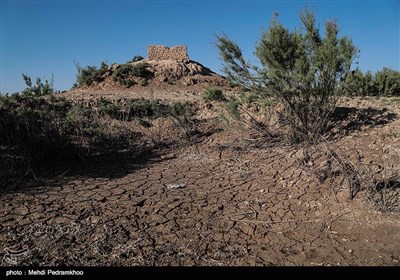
[1,94,400,266]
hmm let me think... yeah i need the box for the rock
[165,183,186,190]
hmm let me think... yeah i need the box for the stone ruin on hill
[147,45,189,62]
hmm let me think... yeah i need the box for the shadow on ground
[328,106,397,139]
[0,145,165,195]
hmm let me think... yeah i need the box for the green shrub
[131,55,144,63]
[136,118,151,128]
[112,65,136,87]
[169,102,197,139]
[215,9,358,143]
[93,98,174,121]
[374,68,400,96]
[124,98,171,119]
[21,74,54,96]
[202,87,226,102]
[343,68,400,97]
[140,79,149,87]
[75,61,108,86]
[112,63,152,87]
[0,93,72,160]
[131,62,152,78]
[224,96,242,121]
[343,70,376,96]
[97,98,122,118]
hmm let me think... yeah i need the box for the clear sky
[1,0,399,93]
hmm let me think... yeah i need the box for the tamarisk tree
[216,10,358,142]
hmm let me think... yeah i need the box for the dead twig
[221,211,352,226]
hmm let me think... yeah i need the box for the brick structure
[147,45,189,62]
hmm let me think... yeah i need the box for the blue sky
[1,0,399,93]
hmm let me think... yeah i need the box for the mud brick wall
[147,45,189,62]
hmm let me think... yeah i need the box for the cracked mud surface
[1,97,400,266]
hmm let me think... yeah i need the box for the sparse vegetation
[343,69,375,96]
[0,93,140,176]
[202,87,226,102]
[374,68,400,96]
[131,62,152,78]
[368,179,400,212]
[169,102,197,139]
[343,68,400,96]
[0,75,199,186]
[131,55,144,63]
[75,61,108,87]
[112,63,152,87]
[112,64,137,87]
[140,79,149,87]
[21,74,55,96]
[220,94,271,138]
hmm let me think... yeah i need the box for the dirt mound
[147,59,225,86]
[80,59,229,92]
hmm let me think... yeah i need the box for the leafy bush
[343,68,400,97]
[220,94,270,137]
[21,74,54,96]
[97,98,122,119]
[112,64,136,87]
[343,69,370,96]
[215,9,358,143]
[0,88,198,187]
[374,68,400,96]
[202,87,226,102]
[131,62,152,78]
[93,97,174,121]
[112,63,152,87]
[169,102,197,139]
[0,94,72,160]
[124,98,157,119]
[75,61,108,86]
[131,55,144,63]
[0,94,146,186]
[124,98,177,120]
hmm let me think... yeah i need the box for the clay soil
[1,90,400,266]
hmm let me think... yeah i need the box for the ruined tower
[147,45,189,62]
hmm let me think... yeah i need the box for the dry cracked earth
[1,97,400,266]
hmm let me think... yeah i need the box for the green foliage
[97,98,121,119]
[131,55,144,63]
[343,69,376,96]
[21,74,54,96]
[0,93,72,160]
[138,118,152,128]
[216,9,358,142]
[131,62,152,78]
[112,63,152,87]
[202,87,226,102]
[221,94,269,136]
[140,79,149,87]
[94,97,180,121]
[112,64,136,87]
[374,68,400,96]
[75,61,108,87]
[224,96,242,121]
[0,90,198,186]
[169,102,197,139]
[170,102,194,117]
[343,68,400,96]
[125,98,158,119]
[0,95,167,160]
